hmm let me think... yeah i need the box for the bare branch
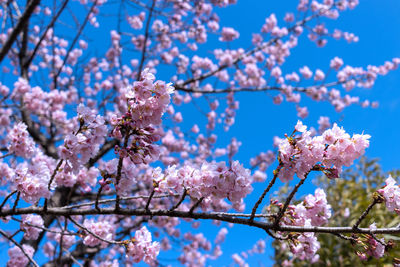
[0,0,41,64]
[2,206,400,235]
[352,194,382,229]
[250,163,283,222]
[170,189,187,211]
[23,0,70,69]
[136,0,156,80]
[54,0,98,86]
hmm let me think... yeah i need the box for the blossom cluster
[278,121,370,182]
[14,78,72,132]
[6,122,36,158]
[7,244,34,267]
[126,226,160,265]
[378,175,400,214]
[111,69,174,164]
[21,214,44,240]
[356,223,385,260]
[83,219,115,248]
[124,69,174,128]
[230,239,266,266]
[54,165,99,192]
[60,104,108,172]
[153,160,252,211]
[278,188,332,262]
[178,232,221,266]
[12,160,51,203]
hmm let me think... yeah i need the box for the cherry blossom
[378,175,400,214]
[21,214,44,240]
[7,245,34,267]
[126,226,160,264]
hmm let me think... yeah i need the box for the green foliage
[272,158,400,267]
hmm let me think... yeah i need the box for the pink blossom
[83,219,115,248]
[290,229,320,262]
[7,244,35,267]
[303,188,332,226]
[219,27,239,42]
[278,122,369,182]
[262,14,277,33]
[299,66,313,79]
[364,224,385,259]
[7,122,36,158]
[253,170,267,182]
[232,253,248,267]
[378,175,400,214]
[46,227,76,249]
[60,104,107,172]
[314,69,325,81]
[126,226,160,264]
[273,95,283,105]
[154,160,253,210]
[215,227,228,244]
[317,116,331,133]
[295,120,307,132]
[128,15,144,29]
[330,56,344,70]
[296,106,309,118]
[13,160,51,203]
[12,78,30,99]
[21,214,44,240]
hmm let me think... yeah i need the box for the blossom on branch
[277,121,370,182]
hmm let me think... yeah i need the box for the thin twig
[115,134,130,210]
[12,217,77,235]
[136,0,156,80]
[23,0,70,69]
[0,190,17,212]
[266,229,289,241]
[179,12,324,88]
[273,175,308,228]
[250,163,283,222]
[170,190,187,211]
[62,247,83,267]
[0,152,11,159]
[145,189,155,211]
[11,192,20,212]
[175,78,363,95]
[53,0,98,85]
[48,160,64,190]
[63,193,178,210]
[95,185,104,211]
[332,232,358,242]
[189,197,204,214]
[353,199,379,229]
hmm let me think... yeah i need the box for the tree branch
[0,0,41,64]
